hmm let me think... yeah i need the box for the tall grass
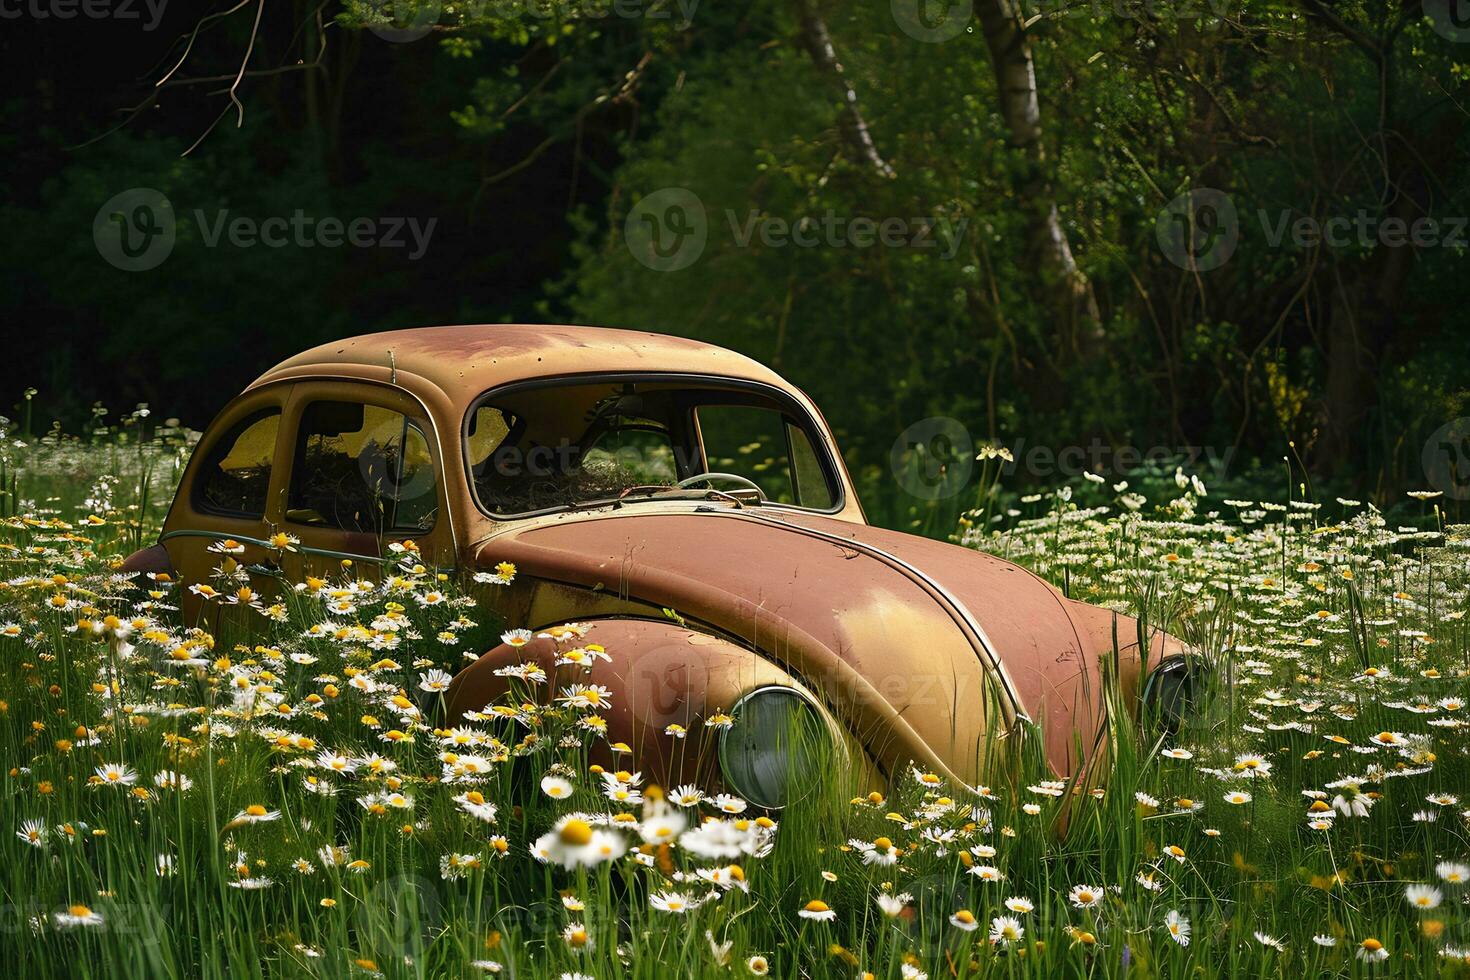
[1,425,1467,978]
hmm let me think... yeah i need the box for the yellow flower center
[1361,938,1383,952]
[804,900,830,913]
[559,819,594,847]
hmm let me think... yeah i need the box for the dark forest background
[3,0,1469,527]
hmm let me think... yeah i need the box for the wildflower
[1224,791,1252,805]
[710,793,747,815]
[670,784,703,807]
[1254,932,1286,951]
[795,899,834,922]
[417,669,454,693]
[1163,909,1190,945]
[989,915,1023,947]
[875,892,911,917]
[1068,884,1104,908]
[1405,883,1442,909]
[851,836,900,865]
[1312,934,1337,947]
[702,934,732,969]
[1357,937,1388,962]
[17,819,46,848]
[1435,862,1469,885]
[540,775,573,799]
[1003,897,1033,914]
[968,865,1005,882]
[454,791,498,824]
[746,956,770,975]
[650,892,696,913]
[228,877,274,890]
[226,803,282,828]
[558,684,613,710]
[638,809,686,845]
[53,904,104,928]
[1331,785,1373,817]
[94,763,138,787]
[532,816,626,869]
[949,908,980,931]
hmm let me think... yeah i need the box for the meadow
[1,418,1468,978]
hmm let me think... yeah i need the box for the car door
[275,380,454,585]
[160,383,293,626]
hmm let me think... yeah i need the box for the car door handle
[245,561,284,579]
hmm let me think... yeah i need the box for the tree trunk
[975,0,1101,348]
[794,0,895,179]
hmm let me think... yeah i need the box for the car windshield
[464,378,839,516]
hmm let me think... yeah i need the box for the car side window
[787,423,835,509]
[287,401,439,533]
[696,405,834,508]
[196,409,280,518]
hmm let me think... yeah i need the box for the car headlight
[1140,656,1200,734]
[718,686,829,809]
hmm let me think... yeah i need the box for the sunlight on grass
[0,423,1467,978]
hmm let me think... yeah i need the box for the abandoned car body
[125,324,1190,807]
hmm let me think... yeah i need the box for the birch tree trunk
[795,0,896,179]
[975,0,1102,346]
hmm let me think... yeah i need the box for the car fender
[445,616,874,792]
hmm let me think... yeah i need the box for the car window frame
[279,381,450,544]
[284,400,440,535]
[191,406,286,521]
[462,372,846,520]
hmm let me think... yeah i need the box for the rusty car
[123,323,1192,807]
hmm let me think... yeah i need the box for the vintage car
[124,324,1191,807]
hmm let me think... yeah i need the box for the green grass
[1,423,1468,978]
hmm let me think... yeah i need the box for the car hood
[475,505,1135,779]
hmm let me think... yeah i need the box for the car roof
[249,323,789,408]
